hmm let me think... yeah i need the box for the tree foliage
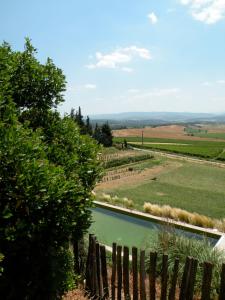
[70,106,93,136]
[0,38,66,111]
[0,40,101,299]
[93,122,113,147]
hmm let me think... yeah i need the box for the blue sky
[1,0,225,115]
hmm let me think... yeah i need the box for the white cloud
[128,89,139,93]
[132,88,180,99]
[84,84,96,89]
[202,81,213,86]
[121,67,134,73]
[217,79,225,84]
[147,12,158,24]
[86,46,151,70]
[180,0,225,24]
[202,80,225,85]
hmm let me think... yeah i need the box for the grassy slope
[99,161,225,219]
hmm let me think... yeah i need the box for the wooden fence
[82,234,225,300]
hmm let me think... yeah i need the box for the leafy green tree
[101,123,113,147]
[0,38,66,111]
[93,123,102,142]
[70,107,93,136]
[70,106,86,134]
[93,122,113,147]
[76,106,84,128]
[0,40,101,299]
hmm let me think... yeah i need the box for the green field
[195,132,225,140]
[185,127,225,140]
[98,160,225,219]
[114,137,225,160]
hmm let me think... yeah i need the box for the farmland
[113,124,225,141]
[114,136,225,160]
[96,140,225,221]
[97,160,225,219]
[114,124,225,161]
[185,126,225,140]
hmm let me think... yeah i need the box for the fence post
[179,256,192,300]
[96,242,102,298]
[100,245,109,299]
[117,245,122,300]
[123,246,130,300]
[140,250,146,300]
[132,247,138,300]
[111,243,117,300]
[168,258,179,300]
[186,258,198,300]
[201,261,213,300]
[90,236,98,297]
[85,234,93,294]
[219,263,225,300]
[149,252,157,300]
[160,254,168,300]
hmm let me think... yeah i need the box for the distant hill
[90,112,225,129]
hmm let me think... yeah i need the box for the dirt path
[95,160,182,190]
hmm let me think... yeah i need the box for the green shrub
[0,40,101,300]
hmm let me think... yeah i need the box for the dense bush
[0,40,102,299]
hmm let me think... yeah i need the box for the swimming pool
[89,204,220,249]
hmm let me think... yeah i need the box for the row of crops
[114,137,225,160]
[104,153,153,168]
[99,147,157,183]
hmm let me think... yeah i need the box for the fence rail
[81,234,225,300]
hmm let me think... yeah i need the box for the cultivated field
[114,136,225,160]
[113,124,225,160]
[113,124,225,141]
[96,145,225,220]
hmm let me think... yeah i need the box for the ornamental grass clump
[99,193,112,203]
[192,213,214,228]
[143,202,163,217]
[160,205,173,218]
[214,219,225,232]
[122,197,134,209]
[143,202,218,230]
[147,230,225,295]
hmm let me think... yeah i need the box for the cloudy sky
[1,0,225,115]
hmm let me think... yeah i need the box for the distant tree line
[70,106,113,147]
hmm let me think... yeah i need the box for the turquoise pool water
[89,207,219,249]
